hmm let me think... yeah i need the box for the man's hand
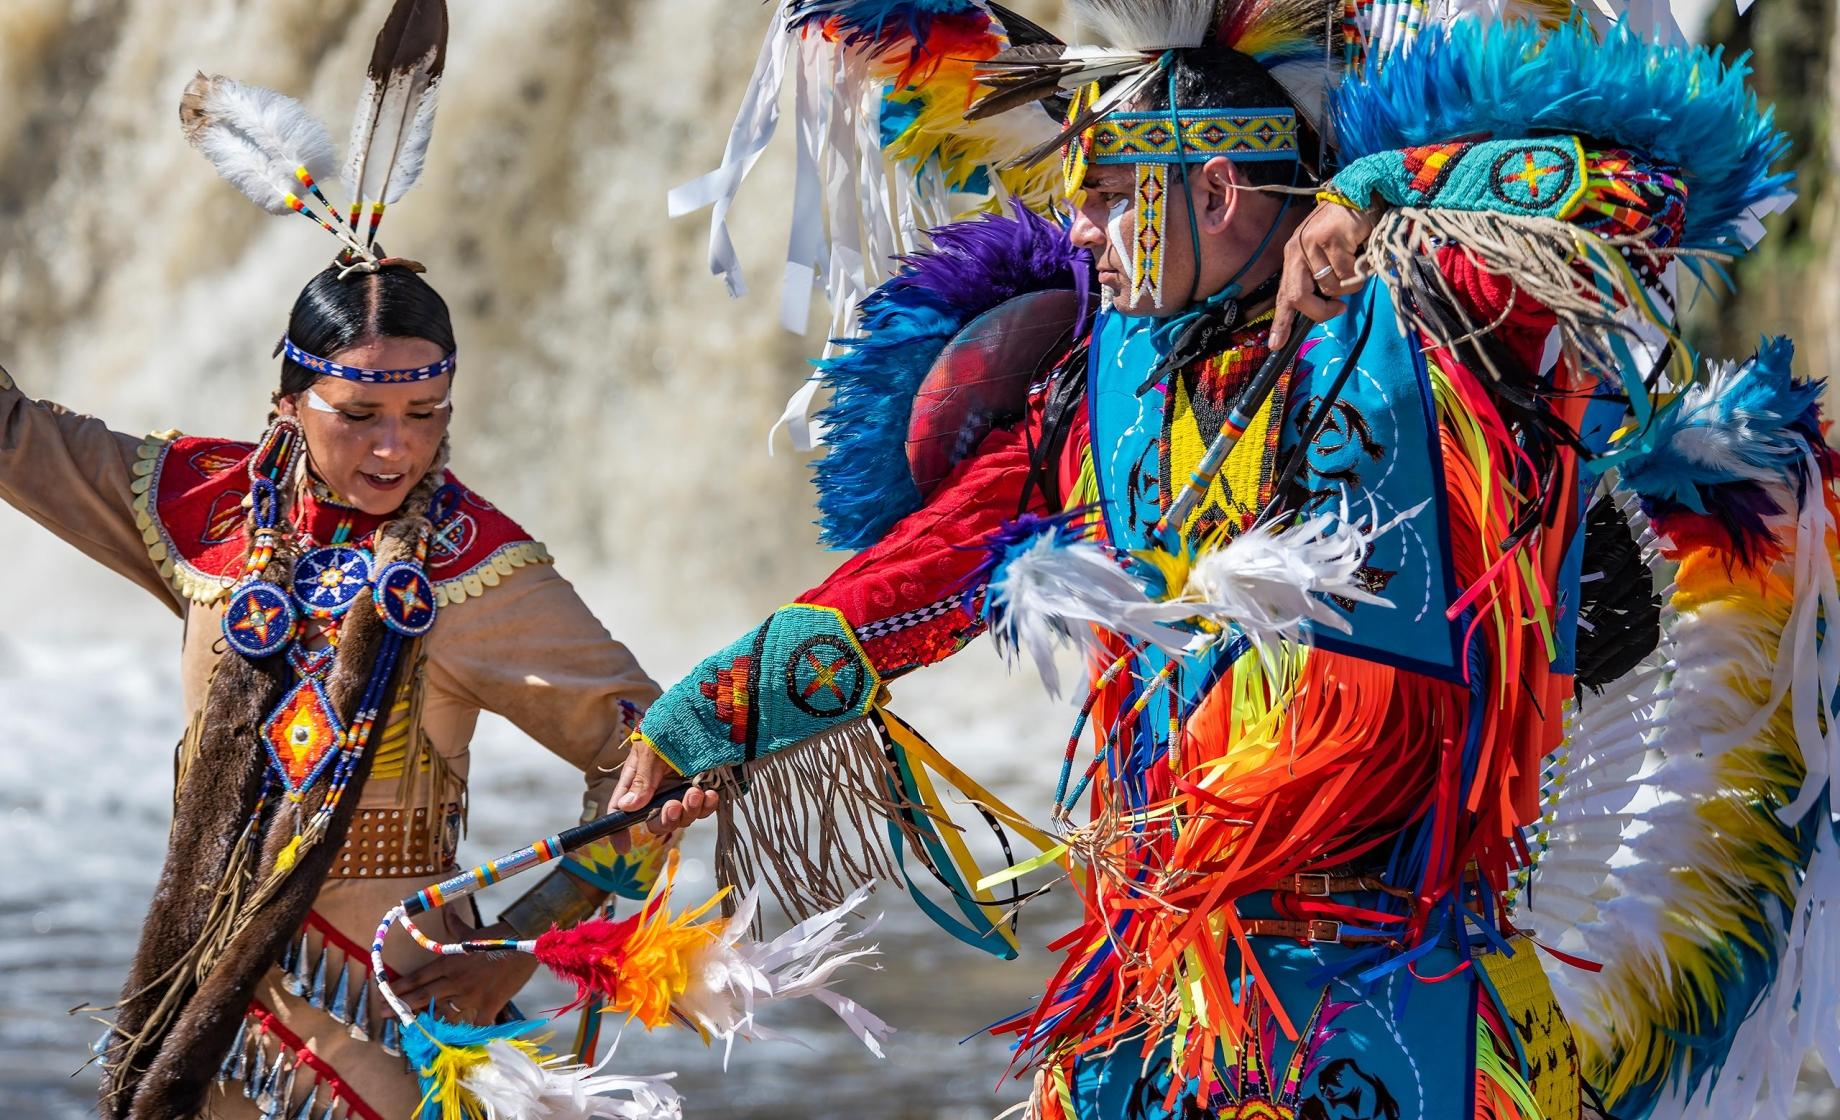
[608,733,721,851]
[391,922,539,1026]
[1271,201,1380,348]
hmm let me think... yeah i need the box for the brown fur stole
[103,515,424,1120]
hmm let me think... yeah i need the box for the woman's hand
[609,734,721,851]
[1270,201,1380,348]
[390,922,539,1026]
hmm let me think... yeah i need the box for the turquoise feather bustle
[1611,337,1829,559]
[1616,337,1822,506]
[1329,20,1791,257]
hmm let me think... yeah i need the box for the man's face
[1068,163,1202,317]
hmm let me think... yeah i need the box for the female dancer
[0,2,710,1115]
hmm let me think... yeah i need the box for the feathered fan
[179,0,447,272]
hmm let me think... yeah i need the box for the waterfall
[0,3,1069,1114]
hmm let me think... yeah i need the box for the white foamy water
[0,0,1076,1114]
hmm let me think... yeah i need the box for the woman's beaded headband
[281,337,457,384]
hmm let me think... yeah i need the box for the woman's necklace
[221,426,436,814]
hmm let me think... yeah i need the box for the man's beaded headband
[281,337,457,384]
[1089,108,1300,165]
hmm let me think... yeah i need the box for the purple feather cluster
[889,203,1093,332]
[812,204,1092,550]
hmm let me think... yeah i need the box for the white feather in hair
[179,74,337,216]
[1069,0,1219,50]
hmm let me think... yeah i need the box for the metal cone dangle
[262,677,348,796]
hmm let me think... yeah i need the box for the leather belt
[1269,871,1415,900]
[329,804,458,878]
[1239,917,1396,946]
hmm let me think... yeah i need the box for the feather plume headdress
[972,0,1339,168]
[179,0,448,278]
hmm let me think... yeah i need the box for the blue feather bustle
[1615,337,1831,562]
[1330,19,1792,258]
[811,205,1090,550]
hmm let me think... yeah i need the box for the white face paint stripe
[1106,197,1133,283]
[303,385,453,413]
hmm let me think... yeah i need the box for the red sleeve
[801,421,1051,678]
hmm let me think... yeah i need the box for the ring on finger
[1312,264,1337,280]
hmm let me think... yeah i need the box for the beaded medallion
[373,561,438,637]
[293,546,374,619]
[222,581,297,659]
[263,676,348,796]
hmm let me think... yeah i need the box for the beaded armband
[639,604,881,777]
[1329,135,1590,221]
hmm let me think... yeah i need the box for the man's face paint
[1105,196,1133,304]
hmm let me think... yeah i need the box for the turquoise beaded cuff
[1330,135,1589,221]
[639,604,881,777]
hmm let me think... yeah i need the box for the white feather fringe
[985,531,1182,698]
[1169,500,1424,657]
[1526,465,1840,1120]
[674,883,892,1065]
[458,1039,681,1120]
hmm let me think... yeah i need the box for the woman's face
[276,337,453,516]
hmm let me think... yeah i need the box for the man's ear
[275,393,298,419]
[1197,156,1240,236]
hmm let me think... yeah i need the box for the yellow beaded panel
[1165,352,1285,544]
[1479,938,1583,1120]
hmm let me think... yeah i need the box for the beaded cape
[133,433,551,610]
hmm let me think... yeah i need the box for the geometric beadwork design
[1479,940,1583,1120]
[1090,108,1299,165]
[291,546,373,619]
[262,677,348,795]
[786,634,868,719]
[699,654,755,745]
[1132,161,1168,307]
[222,580,297,659]
[373,560,438,636]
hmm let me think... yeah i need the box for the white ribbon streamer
[666,0,794,298]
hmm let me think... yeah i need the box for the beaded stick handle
[371,780,694,1023]
[1152,312,1309,546]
